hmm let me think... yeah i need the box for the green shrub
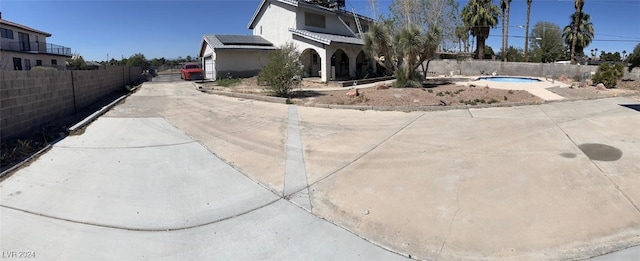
[393,66,422,88]
[216,78,241,87]
[592,63,624,88]
[258,42,303,97]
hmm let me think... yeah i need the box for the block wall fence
[1,66,142,139]
[424,60,640,80]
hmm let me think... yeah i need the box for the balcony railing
[0,41,72,56]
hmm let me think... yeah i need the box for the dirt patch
[1,89,133,174]
[293,85,542,107]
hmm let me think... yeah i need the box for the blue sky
[1,0,638,61]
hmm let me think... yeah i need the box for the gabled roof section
[248,0,299,29]
[202,35,277,50]
[289,28,364,45]
[248,0,373,29]
[0,19,52,37]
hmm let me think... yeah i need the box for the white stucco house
[199,0,374,82]
[0,13,72,71]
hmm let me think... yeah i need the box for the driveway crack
[436,178,462,261]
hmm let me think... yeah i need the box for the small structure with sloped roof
[199,34,276,80]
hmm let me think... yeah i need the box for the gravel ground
[293,84,542,107]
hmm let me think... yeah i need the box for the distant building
[0,12,72,70]
[199,0,374,82]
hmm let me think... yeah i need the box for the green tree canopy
[461,0,500,59]
[127,53,147,67]
[562,12,594,59]
[528,21,564,63]
[627,43,640,72]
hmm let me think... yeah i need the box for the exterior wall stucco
[0,23,49,49]
[254,1,296,47]
[1,51,68,70]
[215,49,272,78]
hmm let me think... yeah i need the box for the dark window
[362,24,369,32]
[312,53,318,65]
[51,59,57,66]
[18,32,30,51]
[0,27,14,39]
[13,57,22,70]
[36,60,42,66]
[25,59,31,70]
[305,12,326,28]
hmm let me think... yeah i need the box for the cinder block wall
[1,66,142,140]
[425,60,640,80]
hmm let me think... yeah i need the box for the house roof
[289,28,364,45]
[0,19,52,37]
[248,0,374,29]
[201,35,277,51]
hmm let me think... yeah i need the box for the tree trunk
[524,1,531,61]
[477,36,485,59]
[501,7,506,61]
[505,3,510,62]
[571,11,581,64]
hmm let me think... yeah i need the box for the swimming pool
[477,77,542,83]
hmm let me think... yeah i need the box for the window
[25,59,31,70]
[36,60,42,66]
[1,27,14,39]
[312,53,318,65]
[13,58,22,71]
[362,24,369,33]
[51,59,57,66]
[18,32,30,51]
[305,12,326,28]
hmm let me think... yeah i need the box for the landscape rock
[596,83,606,90]
[345,88,359,97]
[376,84,390,90]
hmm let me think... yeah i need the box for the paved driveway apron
[1,79,639,260]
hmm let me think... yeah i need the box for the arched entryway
[300,48,321,78]
[331,49,349,80]
[355,51,372,78]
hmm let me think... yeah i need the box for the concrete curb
[68,86,139,135]
[197,87,289,104]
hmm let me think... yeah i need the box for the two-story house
[199,0,374,82]
[0,13,72,71]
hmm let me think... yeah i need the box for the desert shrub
[216,78,241,87]
[393,66,422,88]
[592,63,624,88]
[258,42,303,97]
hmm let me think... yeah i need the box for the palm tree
[505,0,512,60]
[455,25,469,52]
[524,0,533,62]
[500,0,512,61]
[500,0,506,60]
[570,0,585,64]
[563,12,594,60]
[461,0,500,59]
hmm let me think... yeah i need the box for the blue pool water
[478,77,541,83]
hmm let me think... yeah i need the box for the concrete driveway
[1,77,640,260]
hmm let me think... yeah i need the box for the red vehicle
[180,63,203,80]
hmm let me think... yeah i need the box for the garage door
[204,57,215,80]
